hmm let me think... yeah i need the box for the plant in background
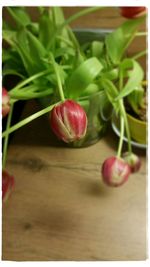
[2,6,147,199]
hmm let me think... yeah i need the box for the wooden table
[2,7,147,261]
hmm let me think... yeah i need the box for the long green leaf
[6,7,31,27]
[39,9,55,49]
[100,78,119,112]
[27,30,47,62]
[15,30,35,75]
[66,57,103,98]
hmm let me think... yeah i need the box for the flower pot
[111,111,147,148]
[69,91,108,147]
[38,28,111,148]
[126,113,147,144]
[39,90,109,148]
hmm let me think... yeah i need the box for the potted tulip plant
[2,6,147,199]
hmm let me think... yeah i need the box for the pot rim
[127,112,147,126]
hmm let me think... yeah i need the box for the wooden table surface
[2,7,147,261]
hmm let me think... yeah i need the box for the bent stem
[2,102,59,138]
[10,69,50,93]
[62,7,105,27]
[2,103,14,169]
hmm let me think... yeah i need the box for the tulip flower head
[102,156,131,187]
[123,152,141,173]
[2,88,10,118]
[120,7,146,19]
[2,170,15,203]
[50,100,87,143]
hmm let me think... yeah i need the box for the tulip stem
[2,103,14,169]
[2,103,59,138]
[119,100,132,153]
[117,115,124,158]
[118,67,132,154]
[49,53,65,102]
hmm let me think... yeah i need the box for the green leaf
[52,7,70,40]
[105,16,145,65]
[99,78,119,112]
[2,30,16,46]
[54,47,75,58]
[15,29,35,75]
[39,9,55,49]
[116,59,144,100]
[100,68,119,80]
[26,30,47,62]
[80,83,99,96]
[6,7,31,27]
[99,91,113,121]
[27,23,39,36]
[66,57,103,98]
[91,41,104,58]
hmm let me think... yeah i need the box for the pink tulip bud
[50,100,87,143]
[120,7,146,19]
[122,152,141,173]
[2,170,15,203]
[102,156,131,187]
[2,88,10,118]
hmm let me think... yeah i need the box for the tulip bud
[50,100,87,143]
[120,7,146,19]
[2,170,15,203]
[102,156,131,187]
[2,88,10,118]
[122,152,141,173]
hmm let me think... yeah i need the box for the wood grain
[2,100,147,261]
[2,7,147,261]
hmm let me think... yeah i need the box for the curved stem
[10,69,50,93]
[49,53,65,102]
[10,89,53,100]
[2,103,14,169]
[2,102,59,138]
[117,115,124,158]
[61,7,105,28]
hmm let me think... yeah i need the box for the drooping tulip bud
[102,156,131,187]
[122,152,141,173]
[2,170,15,203]
[120,7,146,19]
[50,100,87,143]
[2,88,10,118]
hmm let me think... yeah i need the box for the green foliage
[2,6,146,118]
